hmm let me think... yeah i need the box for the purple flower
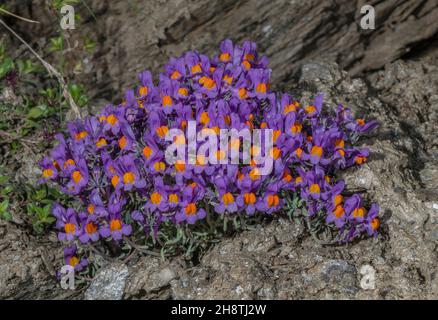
[99,217,132,241]
[67,120,90,145]
[85,190,108,217]
[137,70,156,98]
[164,57,187,80]
[99,106,123,135]
[300,167,329,201]
[255,184,284,214]
[175,187,206,224]
[40,38,381,256]
[144,177,174,213]
[236,189,258,216]
[78,214,100,243]
[38,156,59,183]
[53,204,80,242]
[364,204,380,237]
[347,118,379,134]
[64,158,89,195]
[63,244,88,272]
[104,154,146,191]
[256,193,283,214]
[345,194,366,223]
[326,202,347,228]
[216,38,234,63]
[97,192,132,240]
[248,68,272,100]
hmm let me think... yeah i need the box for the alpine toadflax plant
[40,39,380,271]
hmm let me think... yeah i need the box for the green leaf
[48,187,62,197]
[27,203,38,214]
[43,203,52,215]
[233,216,240,229]
[1,186,13,195]
[19,127,30,137]
[10,141,19,150]
[40,199,54,205]
[48,36,64,53]
[37,208,45,220]
[39,88,57,100]
[0,57,14,78]
[35,188,47,201]
[0,199,9,212]
[45,216,55,224]
[16,59,40,74]
[33,221,43,233]
[0,41,5,59]
[69,84,80,99]
[83,38,96,52]
[68,83,88,107]
[1,211,12,221]
[0,175,8,185]
[27,105,47,119]
[25,118,42,129]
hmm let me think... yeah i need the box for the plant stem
[0,7,40,24]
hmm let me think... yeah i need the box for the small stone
[158,267,177,285]
[319,260,358,295]
[85,263,129,300]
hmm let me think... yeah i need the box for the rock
[85,263,129,300]
[168,219,363,299]
[14,148,43,186]
[123,257,181,299]
[87,0,438,93]
[8,1,438,98]
[420,163,438,190]
[165,59,438,300]
[3,54,437,300]
[318,260,358,295]
[159,267,177,285]
[2,0,438,300]
[0,223,70,299]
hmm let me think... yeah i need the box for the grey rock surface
[7,0,438,100]
[1,0,438,300]
[0,224,75,299]
[2,56,437,299]
[84,263,129,300]
[123,257,182,299]
[121,58,438,300]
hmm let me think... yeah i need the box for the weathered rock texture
[6,0,438,99]
[1,0,438,299]
[0,224,79,299]
[121,59,438,300]
[84,262,129,300]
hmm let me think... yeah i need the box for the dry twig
[0,7,40,24]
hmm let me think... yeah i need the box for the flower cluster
[40,39,380,269]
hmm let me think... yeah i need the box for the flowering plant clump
[40,39,380,272]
